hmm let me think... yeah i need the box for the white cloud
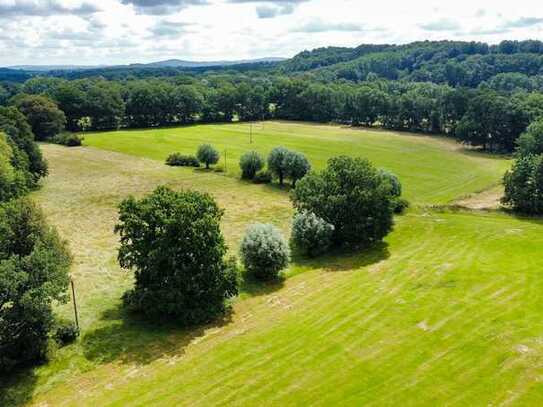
[0,0,542,66]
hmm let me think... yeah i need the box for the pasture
[84,121,509,205]
[3,122,543,406]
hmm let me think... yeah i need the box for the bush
[253,170,272,184]
[240,223,290,281]
[284,151,311,186]
[115,186,238,324]
[516,118,543,157]
[52,133,83,147]
[378,169,402,197]
[54,320,80,346]
[502,154,543,214]
[291,156,395,247]
[196,144,220,169]
[379,169,408,214]
[267,146,290,185]
[291,211,334,257]
[166,152,200,167]
[240,151,264,179]
[391,197,410,214]
[0,198,71,372]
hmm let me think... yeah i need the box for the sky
[0,0,542,66]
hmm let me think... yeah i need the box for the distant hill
[139,57,286,68]
[9,65,107,72]
[6,57,286,72]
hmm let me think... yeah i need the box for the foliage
[253,170,273,184]
[115,186,238,324]
[165,153,200,167]
[0,133,27,202]
[291,211,334,257]
[239,151,264,179]
[196,144,220,169]
[267,146,290,185]
[284,151,310,186]
[502,154,543,214]
[456,90,530,151]
[516,118,543,157]
[379,169,402,197]
[53,320,80,346]
[0,106,48,187]
[379,169,408,213]
[52,133,83,147]
[0,198,71,372]
[240,223,290,281]
[12,94,66,141]
[291,156,394,247]
[84,81,125,130]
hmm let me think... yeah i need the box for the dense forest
[2,40,543,152]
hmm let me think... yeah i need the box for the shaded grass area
[83,121,510,205]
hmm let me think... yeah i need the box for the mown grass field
[83,121,510,205]
[4,122,543,406]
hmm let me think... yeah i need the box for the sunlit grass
[83,121,510,205]
[3,123,540,406]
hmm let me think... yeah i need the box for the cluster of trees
[0,104,73,373]
[115,155,404,324]
[240,147,310,186]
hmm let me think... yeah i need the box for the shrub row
[166,153,200,167]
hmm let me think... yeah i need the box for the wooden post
[70,278,80,330]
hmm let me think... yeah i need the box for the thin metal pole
[70,278,80,330]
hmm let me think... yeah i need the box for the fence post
[70,278,80,330]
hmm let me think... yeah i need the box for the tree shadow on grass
[240,273,285,297]
[0,366,38,407]
[82,304,232,366]
[291,241,391,273]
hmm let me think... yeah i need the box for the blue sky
[1,0,542,65]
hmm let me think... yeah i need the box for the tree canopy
[291,156,395,247]
[0,198,71,372]
[115,186,239,324]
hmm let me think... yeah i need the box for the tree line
[2,74,543,153]
[0,104,74,374]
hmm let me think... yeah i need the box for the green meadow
[83,121,509,205]
[4,122,543,406]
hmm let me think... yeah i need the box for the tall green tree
[115,186,238,324]
[0,106,48,187]
[0,198,71,372]
[291,156,395,247]
[12,94,66,141]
